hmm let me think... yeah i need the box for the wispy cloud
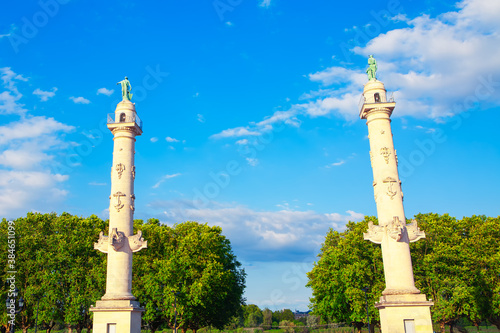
[210,126,261,139]
[259,0,272,8]
[152,173,182,189]
[69,96,91,104]
[197,113,205,123]
[97,88,114,96]
[235,139,249,145]
[33,87,57,101]
[0,67,28,115]
[166,136,179,143]
[326,160,345,168]
[150,137,159,143]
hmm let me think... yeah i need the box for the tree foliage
[133,220,246,333]
[0,214,245,333]
[0,213,107,333]
[307,216,384,332]
[411,213,500,332]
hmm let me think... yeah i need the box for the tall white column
[360,79,433,332]
[91,100,147,333]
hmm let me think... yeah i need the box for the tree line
[307,213,500,333]
[0,213,245,333]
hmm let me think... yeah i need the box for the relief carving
[407,219,426,243]
[387,216,405,241]
[94,231,109,253]
[131,165,136,179]
[113,191,126,211]
[109,227,126,251]
[128,230,148,253]
[116,163,125,179]
[363,221,384,244]
[383,177,398,200]
[380,147,391,164]
[130,194,135,211]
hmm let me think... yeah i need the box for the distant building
[293,310,311,319]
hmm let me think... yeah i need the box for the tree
[306,314,319,329]
[262,308,273,329]
[133,221,246,333]
[243,304,263,327]
[0,213,107,333]
[307,217,384,333]
[411,213,500,332]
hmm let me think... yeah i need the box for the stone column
[91,100,147,333]
[360,79,433,333]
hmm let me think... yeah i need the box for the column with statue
[359,56,434,332]
[90,77,147,333]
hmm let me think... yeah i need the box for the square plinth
[90,300,144,333]
[376,294,433,333]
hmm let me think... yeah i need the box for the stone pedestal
[91,300,144,333]
[376,294,434,333]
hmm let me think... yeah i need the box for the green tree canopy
[307,216,385,332]
[133,220,246,333]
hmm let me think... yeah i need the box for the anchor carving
[383,177,398,199]
[113,191,126,211]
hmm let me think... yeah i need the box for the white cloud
[0,170,69,219]
[0,116,74,145]
[235,139,249,145]
[33,87,57,101]
[166,136,179,143]
[0,67,27,115]
[225,21,233,27]
[210,126,261,139]
[152,173,182,189]
[69,96,91,104]
[197,113,205,123]
[150,137,159,143]
[349,0,500,118]
[148,200,364,261]
[259,0,271,8]
[246,157,259,166]
[97,88,114,96]
[326,160,346,168]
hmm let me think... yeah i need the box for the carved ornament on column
[109,227,126,251]
[128,230,148,253]
[116,163,125,179]
[380,147,391,164]
[113,191,126,211]
[383,177,398,199]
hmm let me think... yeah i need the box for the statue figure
[117,76,133,101]
[366,55,377,80]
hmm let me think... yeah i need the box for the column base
[90,300,144,333]
[375,294,433,333]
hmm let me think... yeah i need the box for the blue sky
[1,0,500,311]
